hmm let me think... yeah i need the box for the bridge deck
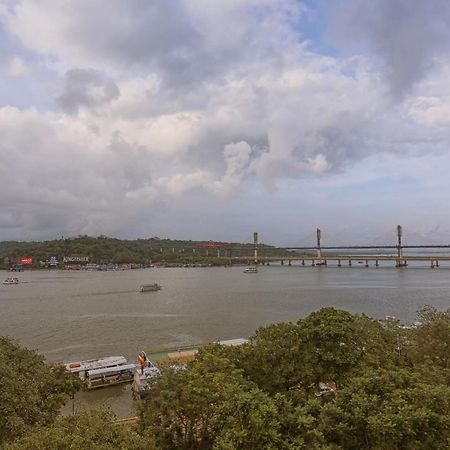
[234,255,450,261]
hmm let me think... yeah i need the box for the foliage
[211,308,405,396]
[310,369,450,449]
[295,308,368,387]
[409,305,450,369]
[5,410,149,450]
[0,337,79,445]
[138,353,282,449]
[231,323,305,394]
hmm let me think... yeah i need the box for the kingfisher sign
[20,257,33,265]
[63,256,89,263]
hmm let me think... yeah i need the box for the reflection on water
[2,265,450,417]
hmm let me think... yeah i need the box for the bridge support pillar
[396,259,407,268]
[348,260,352,266]
[312,260,315,267]
[436,260,439,268]
[288,260,292,266]
[365,260,369,268]
[281,260,284,265]
[375,260,379,267]
[431,261,435,269]
[338,260,341,267]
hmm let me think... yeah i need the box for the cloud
[329,0,450,98]
[2,0,305,87]
[1,1,450,240]
[7,55,29,76]
[57,68,119,114]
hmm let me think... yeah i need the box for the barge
[140,283,161,292]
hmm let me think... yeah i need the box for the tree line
[0,235,292,268]
[1,306,449,449]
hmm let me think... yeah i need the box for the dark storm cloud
[330,0,450,97]
[57,68,119,114]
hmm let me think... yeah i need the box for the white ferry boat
[243,267,258,273]
[86,363,136,389]
[3,277,19,284]
[65,356,127,380]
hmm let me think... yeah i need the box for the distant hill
[0,235,291,267]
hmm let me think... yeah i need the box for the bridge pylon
[316,228,322,259]
[396,225,407,267]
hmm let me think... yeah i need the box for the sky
[1,0,450,245]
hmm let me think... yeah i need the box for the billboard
[63,256,89,263]
[49,256,58,267]
[20,257,33,265]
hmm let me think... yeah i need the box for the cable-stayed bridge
[235,226,450,268]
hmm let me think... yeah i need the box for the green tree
[297,308,367,387]
[0,337,79,445]
[409,305,450,369]
[230,323,306,394]
[5,410,149,450]
[312,369,450,449]
[138,352,282,449]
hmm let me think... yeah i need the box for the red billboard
[20,257,33,265]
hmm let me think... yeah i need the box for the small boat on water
[3,277,19,285]
[243,267,258,273]
[140,283,161,292]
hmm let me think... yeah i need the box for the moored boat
[86,363,136,389]
[3,277,19,285]
[65,356,127,380]
[243,267,258,273]
[132,363,161,398]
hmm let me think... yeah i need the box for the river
[1,264,449,417]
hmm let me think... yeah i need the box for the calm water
[1,265,450,417]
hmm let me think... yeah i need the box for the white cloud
[7,55,29,76]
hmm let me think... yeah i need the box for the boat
[140,283,161,292]
[3,277,19,285]
[243,267,258,273]
[132,362,161,398]
[65,356,127,380]
[86,363,136,389]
